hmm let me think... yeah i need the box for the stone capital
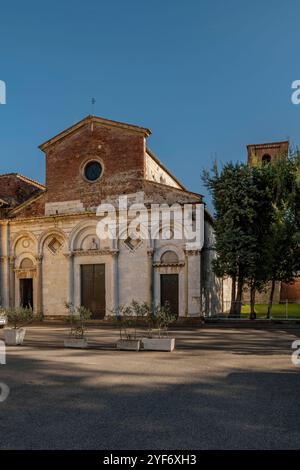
[110,249,119,257]
[9,256,16,266]
[184,249,201,256]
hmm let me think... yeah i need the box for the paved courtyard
[0,326,300,450]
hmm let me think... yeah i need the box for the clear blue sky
[1,0,300,209]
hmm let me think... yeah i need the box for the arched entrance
[18,258,35,309]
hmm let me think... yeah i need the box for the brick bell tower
[247,140,289,167]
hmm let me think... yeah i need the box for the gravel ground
[0,326,299,450]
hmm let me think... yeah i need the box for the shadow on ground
[0,336,300,449]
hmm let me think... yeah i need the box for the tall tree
[203,153,300,319]
[203,162,273,317]
[263,155,300,317]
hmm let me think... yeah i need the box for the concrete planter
[142,337,176,352]
[4,328,26,346]
[64,338,88,349]
[116,339,141,351]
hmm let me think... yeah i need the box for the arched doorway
[19,258,34,309]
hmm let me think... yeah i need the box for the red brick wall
[0,175,41,208]
[44,123,145,209]
[247,141,288,166]
[281,278,300,302]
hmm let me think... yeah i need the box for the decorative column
[1,222,10,308]
[185,249,201,317]
[184,250,189,317]
[9,256,15,308]
[111,250,119,315]
[64,252,74,306]
[35,255,43,315]
[147,248,154,309]
[0,257,2,307]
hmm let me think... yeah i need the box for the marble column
[184,251,189,316]
[185,249,201,317]
[65,252,74,306]
[35,255,43,315]
[147,248,154,309]
[1,222,10,308]
[111,250,119,315]
[9,256,15,308]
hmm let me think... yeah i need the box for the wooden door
[160,274,179,317]
[81,264,106,319]
[20,278,33,309]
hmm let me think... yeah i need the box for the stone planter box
[116,339,141,351]
[4,328,26,346]
[64,338,88,349]
[142,337,175,352]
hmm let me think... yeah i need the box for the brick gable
[43,121,146,210]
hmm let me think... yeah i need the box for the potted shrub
[0,308,7,329]
[115,300,150,351]
[142,303,176,352]
[3,307,33,345]
[64,302,92,349]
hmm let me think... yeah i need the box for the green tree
[203,162,273,317]
[203,153,300,320]
[263,154,300,317]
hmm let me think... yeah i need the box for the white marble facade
[0,215,202,318]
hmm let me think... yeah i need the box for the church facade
[0,115,226,319]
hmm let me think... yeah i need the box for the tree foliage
[203,154,300,318]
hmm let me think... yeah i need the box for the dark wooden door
[20,278,33,309]
[81,264,106,319]
[160,274,179,317]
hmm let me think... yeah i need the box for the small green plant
[5,307,34,329]
[64,302,92,339]
[0,308,6,322]
[115,300,150,340]
[146,302,176,338]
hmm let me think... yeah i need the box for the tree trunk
[250,285,256,320]
[234,277,243,317]
[267,279,276,319]
[229,276,237,317]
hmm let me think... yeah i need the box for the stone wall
[145,152,181,189]
[0,213,206,319]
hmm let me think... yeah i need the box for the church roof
[0,173,45,190]
[39,115,152,151]
[0,173,45,210]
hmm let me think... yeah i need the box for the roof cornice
[8,191,46,216]
[0,173,45,190]
[39,115,152,152]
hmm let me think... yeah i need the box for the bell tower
[247,141,289,167]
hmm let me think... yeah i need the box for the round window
[84,161,102,182]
